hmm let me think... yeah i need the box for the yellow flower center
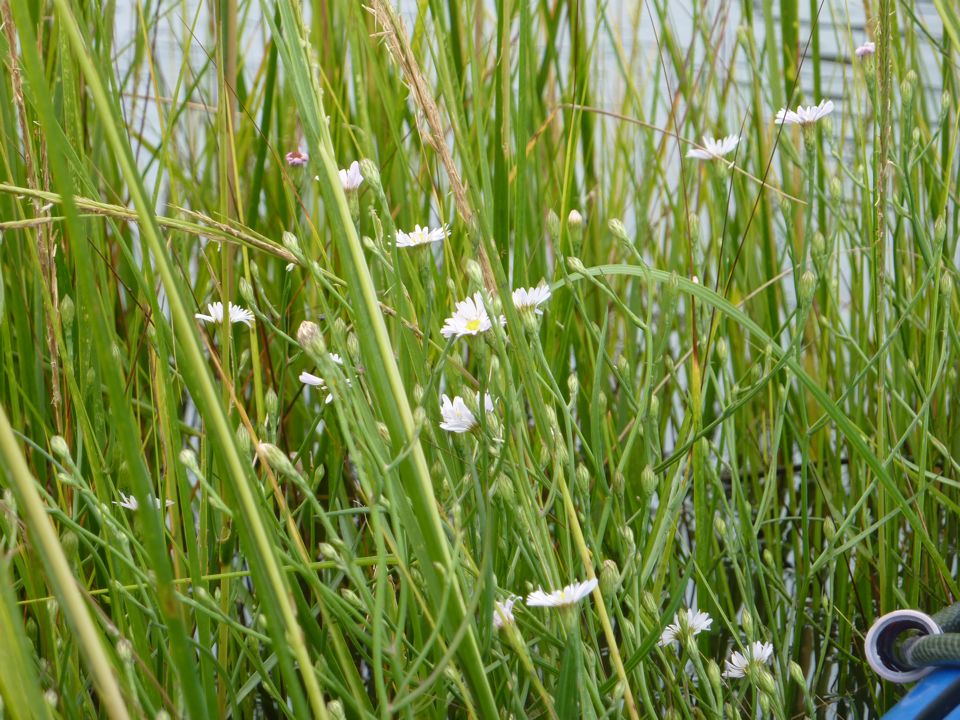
[465,319,482,332]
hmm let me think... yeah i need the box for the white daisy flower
[440,292,502,339]
[439,394,478,433]
[195,302,255,327]
[493,596,519,629]
[658,608,713,647]
[395,224,448,248]
[855,41,876,58]
[723,641,775,678]
[299,371,334,404]
[339,161,364,191]
[686,134,740,161]
[113,492,174,511]
[512,285,552,315]
[526,578,598,608]
[774,99,835,126]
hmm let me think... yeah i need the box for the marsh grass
[0,0,958,717]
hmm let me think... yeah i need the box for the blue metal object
[883,669,960,719]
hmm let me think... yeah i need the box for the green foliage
[0,0,958,717]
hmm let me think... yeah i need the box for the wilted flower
[686,134,740,161]
[195,302,254,327]
[339,161,364,191]
[723,641,775,678]
[774,99,834,126]
[440,292,503,339]
[493,596,519,629]
[526,578,598,608]
[395,224,448,248]
[658,609,713,646]
[512,285,552,315]
[113,492,174,511]
[286,150,308,166]
[855,41,876,57]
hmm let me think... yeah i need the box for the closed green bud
[50,436,70,461]
[716,337,728,363]
[236,424,251,454]
[799,270,817,305]
[567,209,583,230]
[812,231,826,258]
[608,218,629,243]
[492,474,515,507]
[714,512,727,538]
[340,588,363,610]
[546,209,561,238]
[741,612,754,636]
[823,516,836,542]
[59,295,75,327]
[257,443,299,479]
[612,470,625,496]
[901,71,917,106]
[238,277,254,306]
[465,259,484,287]
[326,700,347,720]
[567,373,579,400]
[790,660,806,685]
[641,465,657,496]
[640,590,658,618]
[941,271,954,295]
[359,159,382,193]
[265,388,279,417]
[688,212,700,245]
[600,559,620,596]
[648,395,659,416]
[830,176,842,202]
[575,463,590,495]
[708,659,722,694]
[566,256,586,274]
[757,668,777,696]
[179,448,200,475]
[282,231,302,258]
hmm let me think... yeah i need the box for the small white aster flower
[686,134,740,161]
[113,492,173,511]
[195,301,255,327]
[658,609,713,647]
[774,99,835,126]
[299,371,334,404]
[439,394,478,433]
[723,641,775,678]
[855,41,876,58]
[493,596,519,629]
[339,161,363,191]
[395,224,448,248]
[441,292,501,339]
[512,285,552,315]
[526,578,598,608]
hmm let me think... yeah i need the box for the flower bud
[600,559,620,596]
[941,271,954,295]
[566,256,586,274]
[708,659,723,695]
[567,209,583,230]
[789,660,806,685]
[59,295,75,327]
[326,700,347,720]
[359,159,382,193]
[741,612,754,636]
[265,388,279,418]
[238,277,255,306]
[465,259,484,287]
[282,231,302,258]
[575,463,590,496]
[297,320,322,352]
[567,373,579,400]
[179,448,200,475]
[50,436,70,461]
[830,176,842,202]
[608,218,629,244]
[236,424,251,454]
[714,512,727,538]
[757,668,777,696]
[799,270,817,306]
[823,516,836,542]
[257,443,299,479]
[641,465,657,496]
